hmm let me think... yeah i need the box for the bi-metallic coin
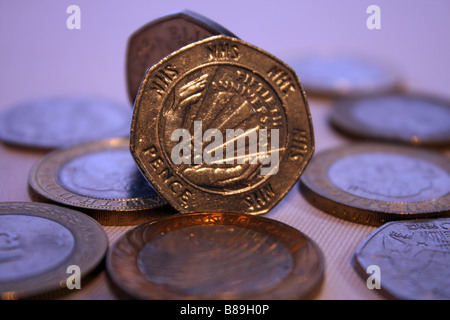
[107,212,324,300]
[0,202,108,299]
[300,143,450,226]
[0,96,131,150]
[28,138,169,225]
[330,93,450,147]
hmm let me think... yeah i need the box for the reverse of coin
[300,143,450,226]
[28,138,169,226]
[0,96,131,150]
[130,35,314,215]
[126,9,237,103]
[107,212,324,300]
[0,202,108,299]
[293,54,401,97]
[330,93,450,147]
[354,218,450,300]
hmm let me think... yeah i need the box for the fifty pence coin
[130,35,314,215]
[330,93,450,147]
[106,212,324,300]
[0,202,108,299]
[300,143,450,226]
[354,218,450,300]
[28,138,169,226]
[0,96,131,150]
[126,9,237,102]
[293,54,401,97]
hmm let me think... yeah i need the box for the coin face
[300,143,450,226]
[293,54,400,97]
[28,138,168,225]
[107,212,324,300]
[330,93,450,147]
[130,35,314,215]
[126,9,237,102]
[0,96,131,149]
[0,202,108,299]
[354,218,450,300]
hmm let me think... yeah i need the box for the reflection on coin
[107,212,324,300]
[300,143,450,226]
[293,54,401,97]
[126,9,237,102]
[354,218,450,300]
[130,35,314,215]
[0,202,107,299]
[28,138,169,226]
[330,93,450,147]
[0,96,131,149]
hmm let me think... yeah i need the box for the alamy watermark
[170,121,280,176]
[366,265,381,290]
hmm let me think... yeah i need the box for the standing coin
[354,218,450,300]
[330,93,450,147]
[28,138,169,226]
[0,202,108,299]
[106,212,324,300]
[300,143,450,226]
[0,96,131,150]
[293,54,401,97]
[130,35,314,215]
[126,9,237,102]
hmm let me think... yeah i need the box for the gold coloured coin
[28,138,170,226]
[0,202,108,299]
[300,143,450,226]
[126,9,237,102]
[106,212,324,300]
[130,35,314,215]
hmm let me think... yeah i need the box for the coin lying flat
[28,138,169,226]
[0,96,131,149]
[107,212,324,300]
[130,35,314,215]
[300,143,450,226]
[354,218,450,300]
[293,54,401,97]
[330,93,450,147]
[0,202,108,299]
[126,9,237,102]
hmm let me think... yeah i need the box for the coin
[354,217,450,300]
[0,96,131,150]
[106,212,324,300]
[300,143,450,226]
[0,202,108,299]
[293,54,401,97]
[330,93,450,147]
[126,9,237,102]
[130,35,314,215]
[28,138,169,226]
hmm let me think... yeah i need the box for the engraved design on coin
[327,153,449,203]
[160,66,287,193]
[0,215,74,283]
[354,218,450,299]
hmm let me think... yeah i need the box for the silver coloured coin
[0,96,131,149]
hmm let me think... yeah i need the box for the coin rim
[28,137,167,212]
[106,212,324,300]
[300,143,450,226]
[0,201,108,299]
[130,35,314,215]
